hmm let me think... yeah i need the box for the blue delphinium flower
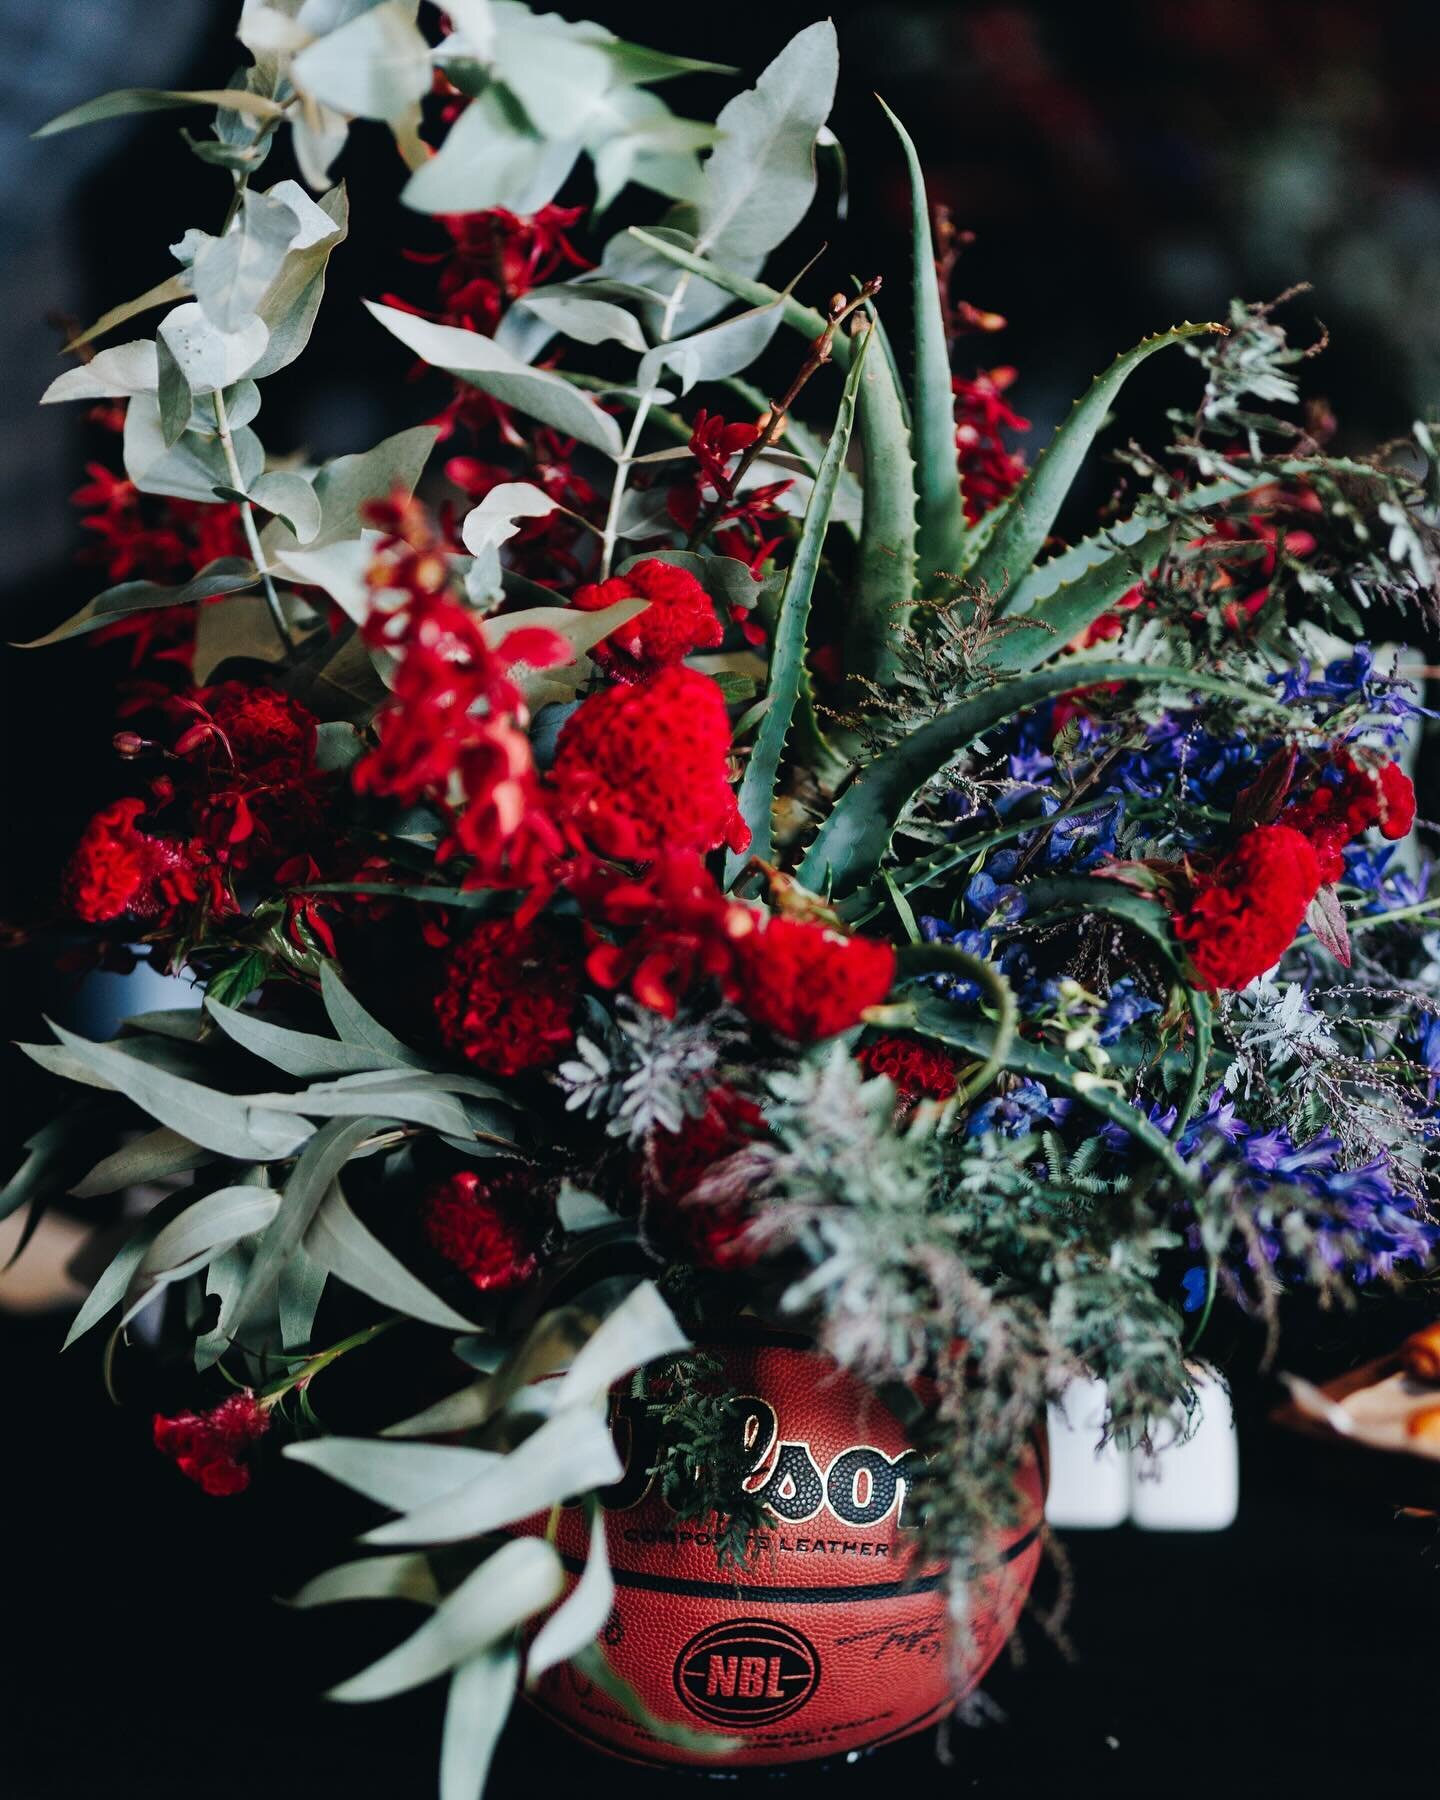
[1098,977,1161,1045]
[966,1079,1072,1139]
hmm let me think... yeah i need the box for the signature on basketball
[834,1620,945,1660]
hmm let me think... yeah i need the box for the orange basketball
[524,1336,1047,1768]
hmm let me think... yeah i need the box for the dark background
[3,3,1439,1795]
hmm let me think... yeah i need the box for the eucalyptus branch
[685,276,882,551]
[213,387,291,656]
[257,1317,399,1407]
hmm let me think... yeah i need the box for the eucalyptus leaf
[402,86,580,215]
[226,1114,387,1341]
[263,423,437,554]
[364,302,623,457]
[124,393,263,504]
[304,1182,477,1329]
[527,1502,613,1680]
[14,557,257,650]
[248,182,350,377]
[42,339,159,405]
[32,1023,313,1160]
[692,21,837,270]
[513,288,647,353]
[551,1279,689,1411]
[192,186,300,331]
[329,1536,563,1702]
[320,963,429,1067]
[362,1409,622,1546]
[440,1648,519,1800]
[291,1,432,121]
[205,996,417,1079]
[35,87,285,137]
[286,1437,498,1511]
[290,1553,439,1610]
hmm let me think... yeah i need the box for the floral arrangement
[10,3,1440,1791]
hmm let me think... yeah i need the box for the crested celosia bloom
[549,666,749,861]
[421,1165,542,1290]
[1282,750,1416,884]
[859,1032,962,1100]
[732,916,896,1041]
[62,797,217,926]
[570,557,723,681]
[153,1390,269,1496]
[647,1086,765,1270]
[434,915,580,1075]
[1171,824,1322,992]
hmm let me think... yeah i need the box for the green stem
[257,1317,398,1406]
[1183,1257,1218,1356]
[213,388,290,656]
[597,395,652,581]
[894,943,1017,1103]
[1346,895,1440,935]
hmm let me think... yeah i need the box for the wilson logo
[602,1393,924,1529]
[674,1620,819,1726]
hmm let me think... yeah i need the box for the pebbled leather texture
[523,1340,1046,1768]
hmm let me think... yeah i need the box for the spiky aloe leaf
[961,322,1222,601]
[876,99,966,590]
[797,659,1275,898]
[726,329,872,885]
[846,305,917,685]
[1023,875,1212,1130]
[893,943,1015,1102]
[979,515,1174,674]
[899,992,1196,1186]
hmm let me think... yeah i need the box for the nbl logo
[674,1619,820,1727]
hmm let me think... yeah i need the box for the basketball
[524,1336,1047,1768]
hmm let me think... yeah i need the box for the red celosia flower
[570,558,723,681]
[1171,824,1323,993]
[732,916,896,1042]
[858,1032,961,1100]
[1282,751,1417,883]
[422,1165,542,1290]
[648,1086,764,1270]
[550,666,749,862]
[61,797,216,925]
[434,916,580,1075]
[169,681,331,870]
[954,367,1029,524]
[573,850,755,1017]
[153,1390,269,1496]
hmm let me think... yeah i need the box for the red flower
[434,916,580,1075]
[550,666,749,862]
[570,558,723,681]
[153,1390,269,1496]
[954,367,1029,524]
[422,1165,542,1290]
[688,408,759,494]
[1282,751,1417,883]
[574,850,754,1017]
[732,917,896,1042]
[62,797,216,925]
[170,682,331,871]
[858,1032,961,1100]
[647,1087,764,1270]
[1171,824,1323,993]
